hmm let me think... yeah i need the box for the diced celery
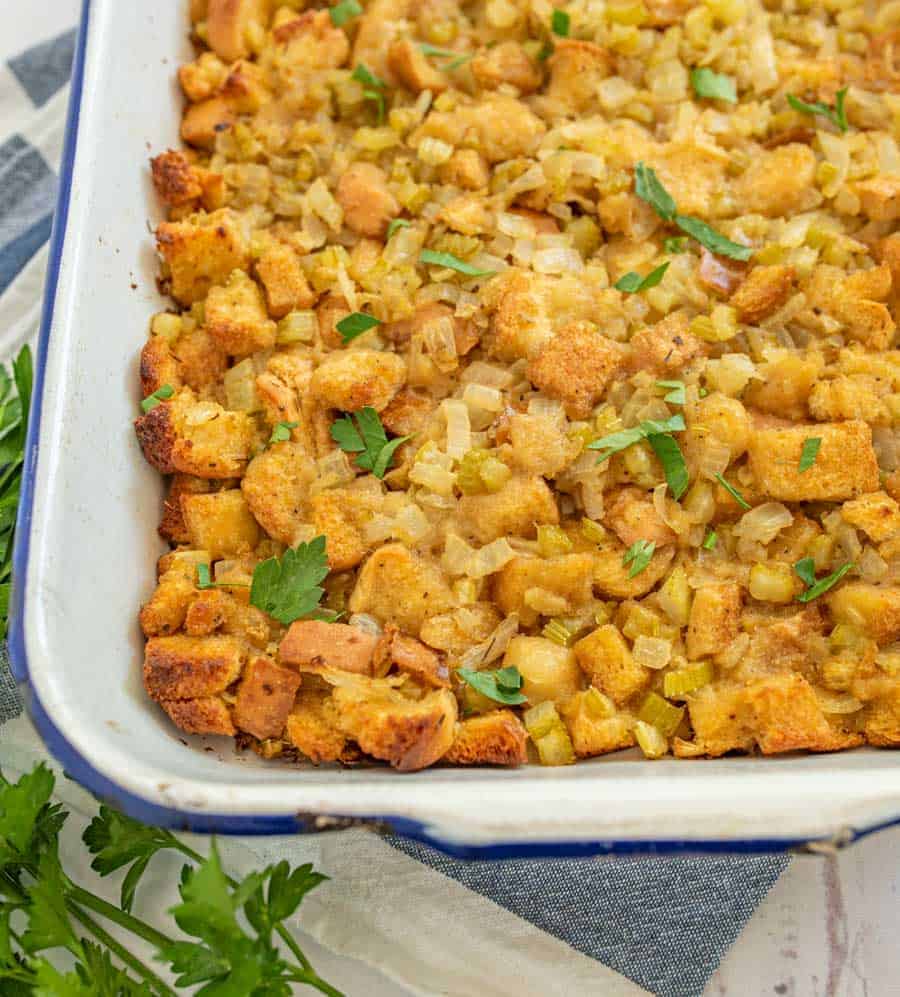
[523,700,559,740]
[582,686,616,720]
[581,518,608,544]
[542,619,573,647]
[634,720,668,759]
[533,725,577,766]
[537,525,574,558]
[638,691,685,737]
[456,449,489,495]
[657,565,692,626]
[480,456,512,493]
[663,661,714,699]
[277,310,317,345]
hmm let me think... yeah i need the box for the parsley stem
[68,902,178,997]
[67,883,174,951]
[286,967,347,997]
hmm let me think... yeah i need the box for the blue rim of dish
[7,0,899,858]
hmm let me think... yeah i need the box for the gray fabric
[0,643,22,722]
[8,27,76,107]
[0,134,56,294]
[391,837,788,997]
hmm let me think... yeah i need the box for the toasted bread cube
[233,655,301,740]
[746,673,861,754]
[178,50,228,102]
[255,243,315,318]
[349,543,455,634]
[492,554,595,627]
[842,491,900,542]
[418,604,501,657]
[574,625,649,705]
[205,270,277,358]
[135,388,257,478]
[546,40,610,111]
[180,489,260,559]
[679,682,753,757]
[503,636,583,706]
[144,634,245,701]
[808,376,890,425]
[384,629,450,687]
[335,162,399,239]
[592,542,675,599]
[747,421,879,502]
[686,583,742,660]
[139,335,182,399]
[139,554,201,637]
[274,9,350,67]
[733,144,817,217]
[332,677,457,771]
[443,711,529,766]
[457,474,558,544]
[380,390,435,437]
[159,475,213,544]
[561,691,635,758]
[508,412,580,477]
[628,312,703,374]
[856,175,900,222]
[241,443,316,547]
[156,209,249,305]
[206,0,271,62]
[471,41,541,95]
[387,38,448,94]
[279,620,379,675]
[160,697,235,736]
[181,96,237,150]
[151,150,204,206]
[309,487,377,572]
[310,349,406,413]
[440,149,490,191]
[827,583,900,644]
[604,486,677,547]
[182,587,273,648]
[729,264,795,323]
[744,353,822,420]
[864,684,900,747]
[285,685,352,763]
[527,321,624,419]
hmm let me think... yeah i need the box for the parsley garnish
[798,437,821,473]
[656,379,686,406]
[330,0,362,25]
[794,557,855,603]
[615,262,670,294]
[634,162,752,262]
[269,420,299,444]
[702,529,718,550]
[538,39,554,61]
[714,472,751,510]
[418,43,473,71]
[587,412,685,462]
[387,218,411,239]
[197,563,250,590]
[551,9,570,35]
[623,539,656,578]
[331,406,410,478]
[0,346,31,639]
[337,311,382,343]
[140,383,173,413]
[648,432,689,499]
[664,236,688,254]
[419,249,495,277]
[457,665,528,705]
[352,63,387,123]
[250,536,330,624]
[787,87,848,133]
[690,67,737,103]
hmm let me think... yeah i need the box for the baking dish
[10,0,900,856]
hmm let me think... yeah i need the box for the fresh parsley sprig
[656,380,686,406]
[269,420,298,445]
[634,161,753,262]
[794,557,855,603]
[615,262,669,294]
[249,536,330,625]
[623,539,656,578]
[587,413,689,498]
[457,665,527,705]
[351,64,387,123]
[787,87,848,133]
[331,406,410,478]
[0,765,341,997]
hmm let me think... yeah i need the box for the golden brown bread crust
[443,711,528,766]
[143,634,245,701]
[233,656,301,739]
[161,696,236,736]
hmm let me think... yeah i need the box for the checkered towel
[0,5,790,995]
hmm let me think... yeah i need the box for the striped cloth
[0,6,790,995]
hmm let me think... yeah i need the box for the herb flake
[615,262,670,294]
[457,665,528,705]
[587,412,685,463]
[714,472,751,510]
[635,161,676,222]
[690,67,737,103]
[656,379,686,406]
[702,529,718,550]
[337,311,382,343]
[623,539,656,578]
[648,432,689,500]
[799,437,822,473]
[269,420,298,444]
[673,214,753,262]
[330,0,362,26]
[140,383,173,413]
[794,558,855,603]
[331,406,409,478]
[787,87,848,133]
[551,9,570,35]
[387,218,411,239]
[419,248,495,277]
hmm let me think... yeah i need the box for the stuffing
[279,620,379,675]
[310,349,406,413]
[686,583,743,661]
[561,691,635,758]
[628,313,703,374]
[729,265,795,324]
[143,634,245,701]
[592,542,675,599]
[574,625,650,705]
[180,488,260,559]
[827,584,900,645]
[387,38,448,94]
[156,209,249,305]
[241,442,316,546]
[205,269,277,357]
[732,145,818,217]
[285,684,354,763]
[335,163,399,239]
[457,474,559,544]
[603,486,677,547]
[471,42,541,95]
[443,711,529,766]
[233,655,301,740]
[206,0,271,62]
[546,41,610,112]
[255,242,316,318]
[492,554,596,627]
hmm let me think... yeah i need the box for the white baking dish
[10,0,900,855]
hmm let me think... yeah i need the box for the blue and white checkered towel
[0,6,790,995]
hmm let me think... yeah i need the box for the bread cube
[686,583,742,660]
[310,349,406,413]
[503,636,583,706]
[156,209,249,305]
[144,634,245,701]
[492,554,595,627]
[279,620,379,675]
[574,625,649,705]
[180,489,260,559]
[241,443,316,547]
[457,474,558,544]
[205,270,277,358]
[233,655,301,739]
[827,583,900,644]
[443,711,529,766]
[842,491,900,543]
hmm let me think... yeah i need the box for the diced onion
[311,450,355,492]
[459,613,520,669]
[461,361,516,388]
[497,212,537,239]
[417,136,454,165]
[306,177,343,231]
[462,383,504,412]
[442,533,475,576]
[223,359,260,412]
[859,545,888,583]
[532,247,584,274]
[696,434,733,481]
[734,503,793,545]
[467,538,516,578]
[442,399,471,459]
[348,613,383,637]
[632,635,672,670]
